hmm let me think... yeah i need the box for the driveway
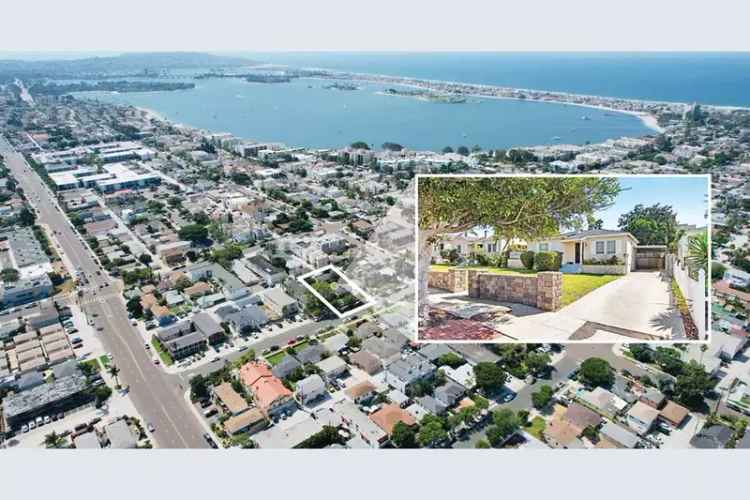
[422,271,684,342]
[557,271,684,340]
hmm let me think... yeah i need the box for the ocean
[83,52,750,150]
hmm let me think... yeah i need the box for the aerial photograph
[1,6,750,498]
[417,175,710,343]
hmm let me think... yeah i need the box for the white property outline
[298,264,376,319]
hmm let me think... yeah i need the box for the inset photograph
[417,175,710,343]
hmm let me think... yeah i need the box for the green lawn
[265,339,310,366]
[560,274,620,307]
[429,265,619,307]
[150,336,175,366]
[98,355,111,369]
[80,358,101,373]
[526,416,546,440]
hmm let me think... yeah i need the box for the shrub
[520,251,535,270]
[535,251,561,271]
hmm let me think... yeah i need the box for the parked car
[146,422,155,433]
[203,433,218,448]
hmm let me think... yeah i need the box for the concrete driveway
[422,271,685,342]
[558,271,684,340]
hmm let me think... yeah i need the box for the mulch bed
[418,307,503,341]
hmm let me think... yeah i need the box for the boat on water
[552,136,561,141]
[581,115,591,121]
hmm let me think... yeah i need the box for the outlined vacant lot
[298,264,375,319]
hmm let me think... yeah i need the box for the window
[606,240,616,253]
[539,243,549,252]
[595,241,605,254]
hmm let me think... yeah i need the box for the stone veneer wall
[427,269,469,293]
[580,264,628,275]
[468,271,562,311]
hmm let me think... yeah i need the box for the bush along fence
[665,254,706,340]
[467,270,562,311]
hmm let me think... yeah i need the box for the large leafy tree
[617,203,678,246]
[418,177,620,315]
[579,357,614,388]
[473,362,507,394]
[673,360,713,409]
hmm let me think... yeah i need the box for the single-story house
[105,419,137,449]
[213,382,249,416]
[599,421,640,449]
[223,408,267,436]
[659,400,690,428]
[345,381,377,404]
[271,355,302,380]
[626,401,661,435]
[528,229,639,274]
[369,403,417,436]
[349,350,383,375]
[262,286,298,317]
[322,333,349,353]
[690,424,734,449]
[315,355,348,380]
[563,402,602,432]
[434,380,466,408]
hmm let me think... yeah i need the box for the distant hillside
[0,52,258,81]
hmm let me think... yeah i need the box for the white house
[626,401,660,435]
[295,374,327,405]
[528,229,638,274]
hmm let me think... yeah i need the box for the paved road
[1,136,207,448]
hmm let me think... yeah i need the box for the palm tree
[685,231,709,279]
[108,364,121,388]
[44,431,65,449]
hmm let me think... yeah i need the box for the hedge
[534,251,562,271]
[520,251,535,270]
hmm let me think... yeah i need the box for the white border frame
[298,264,376,319]
[414,173,712,345]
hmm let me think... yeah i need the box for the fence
[666,254,707,339]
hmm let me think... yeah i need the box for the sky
[0,0,749,52]
[596,176,709,229]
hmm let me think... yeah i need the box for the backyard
[430,265,620,307]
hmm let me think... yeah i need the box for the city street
[1,136,208,448]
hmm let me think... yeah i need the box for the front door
[574,242,581,264]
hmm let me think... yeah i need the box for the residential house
[384,354,436,394]
[271,355,302,380]
[690,424,734,449]
[528,229,638,274]
[192,312,225,344]
[563,402,602,433]
[315,355,348,380]
[344,381,377,405]
[226,305,268,333]
[295,374,327,405]
[322,333,349,353]
[213,382,249,416]
[349,350,382,375]
[223,408,267,436]
[599,421,640,449]
[262,286,298,317]
[369,403,417,437]
[239,362,295,417]
[579,387,628,417]
[246,255,286,286]
[659,401,690,428]
[626,401,661,435]
[434,380,466,408]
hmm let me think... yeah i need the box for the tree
[673,360,713,409]
[441,146,454,153]
[579,358,614,388]
[486,409,521,447]
[617,203,678,246]
[588,217,604,230]
[138,253,153,265]
[178,224,208,242]
[417,177,620,316]
[126,297,144,318]
[475,439,491,449]
[18,207,36,226]
[350,141,369,150]
[1,267,19,282]
[391,421,418,448]
[190,374,210,401]
[685,231,709,278]
[531,384,554,409]
[417,415,448,448]
[436,352,465,369]
[526,351,551,376]
[44,431,65,449]
[456,146,470,156]
[108,364,121,388]
[711,262,727,282]
[473,362,507,394]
